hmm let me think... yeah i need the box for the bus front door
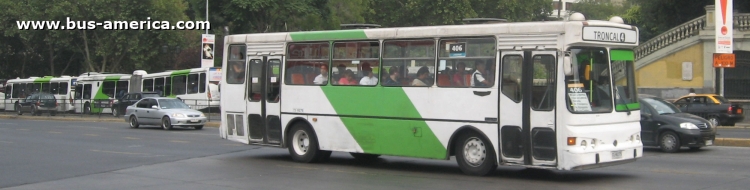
[499,51,557,167]
[245,56,283,145]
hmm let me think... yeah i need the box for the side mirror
[151,105,159,109]
[563,56,573,76]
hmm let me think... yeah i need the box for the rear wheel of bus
[455,130,497,176]
[287,123,329,163]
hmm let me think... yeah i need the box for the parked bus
[73,73,131,114]
[224,14,641,175]
[139,67,221,110]
[4,76,77,113]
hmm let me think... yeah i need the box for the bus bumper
[562,144,643,170]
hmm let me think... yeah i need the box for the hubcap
[130,117,136,127]
[292,130,310,155]
[163,118,170,128]
[463,137,486,166]
[663,134,676,150]
[709,118,719,127]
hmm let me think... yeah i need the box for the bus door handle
[473,91,491,96]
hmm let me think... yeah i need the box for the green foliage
[569,0,627,21]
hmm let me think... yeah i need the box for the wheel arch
[283,117,314,148]
[446,125,496,160]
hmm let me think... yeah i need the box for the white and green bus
[220,14,642,175]
[4,76,77,112]
[139,67,221,110]
[73,73,132,114]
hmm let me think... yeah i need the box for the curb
[0,115,220,127]
[714,138,750,147]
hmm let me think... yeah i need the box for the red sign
[713,53,735,68]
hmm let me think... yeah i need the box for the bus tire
[16,104,22,115]
[287,123,326,163]
[350,153,380,161]
[659,131,680,153]
[455,131,497,176]
[129,115,140,128]
[161,116,173,130]
[83,103,91,114]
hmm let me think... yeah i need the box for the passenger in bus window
[382,66,401,86]
[452,62,467,87]
[411,66,431,86]
[485,60,496,85]
[471,62,491,87]
[359,63,378,85]
[230,47,243,60]
[338,70,357,85]
[229,62,246,83]
[313,65,329,85]
[333,64,347,82]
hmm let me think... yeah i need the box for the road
[1,119,750,190]
[718,128,750,139]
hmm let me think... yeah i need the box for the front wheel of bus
[455,131,497,176]
[287,123,326,163]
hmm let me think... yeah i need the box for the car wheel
[350,153,380,161]
[455,130,497,176]
[161,116,173,130]
[287,123,327,163]
[659,131,680,153]
[129,116,140,128]
[30,106,38,116]
[194,125,203,130]
[16,105,22,115]
[112,107,120,117]
[707,116,719,127]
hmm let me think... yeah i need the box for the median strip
[714,138,750,147]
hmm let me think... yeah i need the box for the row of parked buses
[1,67,222,114]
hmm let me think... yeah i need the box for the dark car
[111,92,161,117]
[16,92,58,116]
[672,94,744,126]
[640,96,716,153]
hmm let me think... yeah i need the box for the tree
[366,0,477,27]
[568,0,627,21]
[471,0,553,22]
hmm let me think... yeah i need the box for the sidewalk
[0,114,220,127]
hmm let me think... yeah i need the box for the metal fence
[0,98,221,121]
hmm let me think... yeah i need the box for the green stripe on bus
[610,50,634,61]
[290,30,368,41]
[320,86,447,159]
[171,69,191,76]
[33,78,52,83]
[104,76,122,81]
[616,102,640,111]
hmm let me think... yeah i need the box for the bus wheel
[16,104,22,115]
[287,123,326,163]
[455,131,497,176]
[161,116,173,130]
[350,153,380,161]
[83,103,91,114]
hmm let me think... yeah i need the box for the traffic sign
[713,53,735,68]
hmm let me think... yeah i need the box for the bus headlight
[172,113,186,118]
[680,123,699,130]
[580,140,587,149]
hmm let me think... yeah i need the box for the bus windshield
[565,47,613,113]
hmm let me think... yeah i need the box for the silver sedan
[124,97,207,130]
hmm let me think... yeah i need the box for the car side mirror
[151,105,159,109]
[641,113,652,120]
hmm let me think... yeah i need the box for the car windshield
[713,96,729,104]
[142,93,160,98]
[642,98,680,115]
[158,99,190,109]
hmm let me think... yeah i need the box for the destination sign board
[582,27,637,44]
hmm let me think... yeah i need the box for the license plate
[611,151,622,159]
[190,119,200,123]
[706,140,713,146]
